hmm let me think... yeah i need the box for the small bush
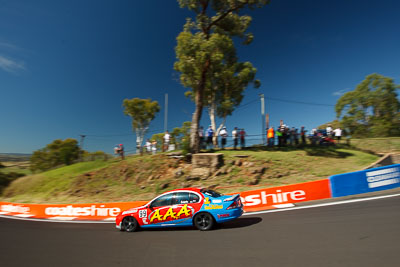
[0,171,25,193]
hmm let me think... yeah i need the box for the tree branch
[206,1,248,32]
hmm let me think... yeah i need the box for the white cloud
[0,55,25,73]
[332,88,349,96]
[0,41,19,50]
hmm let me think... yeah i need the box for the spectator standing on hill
[300,126,307,145]
[114,144,125,160]
[114,144,120,155]
[206,126,214,149]
[232,127,239,149]
[145,139,152,154]
[283,125,289,145]
[151,140,157,155]
[276,128,283,147]
[198,126,204,149]
[219,126,228,149]
[289,127,296,145]
[326,125,333,138]
[239,128,246,149]
[267,127,275,147]
[310,128,318,145]
[333,127,342,143]
[136,136,141,154]
[294,128,299,145]
[163,130,170,152]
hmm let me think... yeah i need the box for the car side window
[173,192,190,205]
[189,192,200,203]
[151,193,173,208]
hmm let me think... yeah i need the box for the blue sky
[1,0,399,154]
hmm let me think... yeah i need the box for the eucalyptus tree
[336,73,400,137]
[122,98,160,152]
[174,0,269,152]
[208,61,260,146]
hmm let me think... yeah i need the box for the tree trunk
[190,90,203,153]
[190,59,210,153]
[208,102,219,148]
[216,118,226,141]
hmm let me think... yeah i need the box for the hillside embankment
[1,143,388,204]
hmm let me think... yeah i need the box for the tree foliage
[171,121,192,151]
[122,98,160,150]
[174,0,269,152]
[30,139,81,172]
[207,60,260,146]
[335,73,400,137]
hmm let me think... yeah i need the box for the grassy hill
[0,144,382,204]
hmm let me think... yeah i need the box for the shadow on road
[218,217,262,229]
[137,217,262,232]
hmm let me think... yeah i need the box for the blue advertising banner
[329,164,400,197]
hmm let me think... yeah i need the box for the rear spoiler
[223,194,240,202]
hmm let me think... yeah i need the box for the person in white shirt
[333,128,342,143]
[232,127,238,149]
[219,126,228,149]
[152,140,157,155]
[326,125,333,137]
[145,139,152,154]
[163,130,170,152]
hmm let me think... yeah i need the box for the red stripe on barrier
[237,179,332,212]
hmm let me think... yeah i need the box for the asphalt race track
[1,196,399,267]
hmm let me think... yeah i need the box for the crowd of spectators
[197,124,344,150]
[125,124,345,156]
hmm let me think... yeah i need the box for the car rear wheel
[122,216,139,232]
[194,212,214,231]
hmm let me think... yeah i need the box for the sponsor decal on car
[149,204,194,223]
[204,204,223,210]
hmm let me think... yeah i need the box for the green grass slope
[0,145,381,204]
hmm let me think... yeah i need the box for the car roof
[163,187,202,194]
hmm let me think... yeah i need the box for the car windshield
[200,189,223,198]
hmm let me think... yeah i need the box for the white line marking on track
[48,217,78,220]
[103,218,116,221]
[273,203,295,208]
[244,193,400,216]
[0,215,113,224]
[14,214,34,218]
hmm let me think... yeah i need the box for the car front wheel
[122,216,139,232]
[194,212,215,231]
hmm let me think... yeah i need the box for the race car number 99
[138,210,147,218]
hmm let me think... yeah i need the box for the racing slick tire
[193,212,215,231]
[122,216,139,232]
